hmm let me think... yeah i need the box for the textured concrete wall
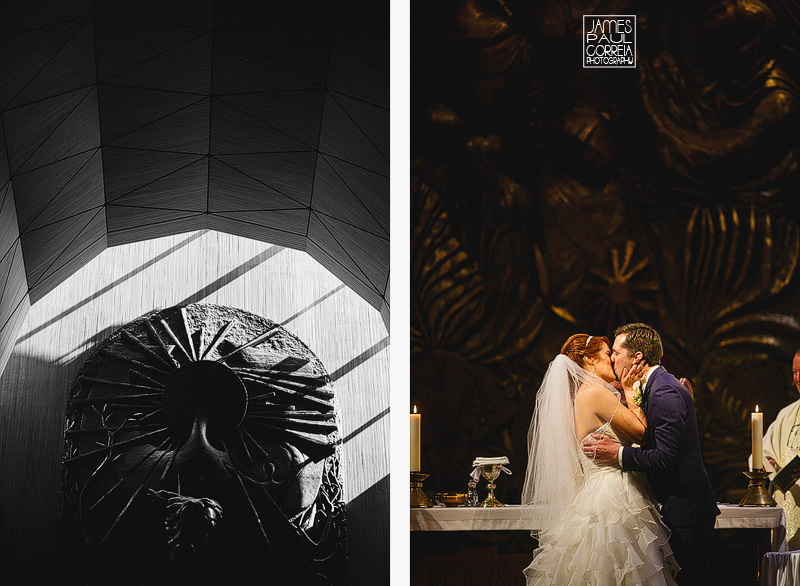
[0,229,389,585]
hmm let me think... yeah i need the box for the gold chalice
[479,464,505,507]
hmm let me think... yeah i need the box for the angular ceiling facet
[0,0,389,375]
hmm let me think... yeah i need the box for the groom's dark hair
[613,323,663,365]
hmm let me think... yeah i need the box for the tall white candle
[410,406,421,472]
[752,406,763,470]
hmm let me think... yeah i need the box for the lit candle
[752,406,763,470]
[410,406,421,472]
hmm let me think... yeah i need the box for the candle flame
[756,405,760,413]
[413,405,417,414]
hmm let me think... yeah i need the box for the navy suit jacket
[620,366,720,528]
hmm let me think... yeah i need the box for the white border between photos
[390,0,411,585]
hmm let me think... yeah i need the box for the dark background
[411,0,800,581]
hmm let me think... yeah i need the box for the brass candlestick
[738,469,777,507]
[410,471,434,507]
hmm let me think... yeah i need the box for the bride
[522,334,679,585]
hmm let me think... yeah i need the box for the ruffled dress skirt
[523,462,679,586]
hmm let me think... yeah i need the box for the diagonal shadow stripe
[343,406,389,445]
[330,336,388,381]
[17,230,207,343]
[176,245,284,305]
[281,283,346,326]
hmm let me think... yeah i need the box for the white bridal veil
[521,354,620,538]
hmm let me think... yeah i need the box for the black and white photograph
[0,1,388,585]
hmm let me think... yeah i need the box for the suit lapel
[642,365,662,412]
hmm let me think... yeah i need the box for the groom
[581,323,719,586]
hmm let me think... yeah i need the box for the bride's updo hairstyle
[560,333,610,369]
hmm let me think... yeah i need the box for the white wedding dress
[523,422,680,586]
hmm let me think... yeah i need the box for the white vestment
[758,399,800,549]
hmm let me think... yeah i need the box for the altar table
[411,503,787,551]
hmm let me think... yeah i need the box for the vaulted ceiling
[0,0,389,372]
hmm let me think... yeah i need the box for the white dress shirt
[618,365,658,466]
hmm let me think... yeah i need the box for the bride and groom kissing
[522,323,718,586]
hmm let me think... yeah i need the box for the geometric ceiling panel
[322,155,389,235]
[0,0,92,37]
[0,117,7,182]
[20,206,107,302]
[213,207,311,237]
[0,132,21,367]
[3,87,98,174]
[0,240,29,373]
[227,16,329,85]
[208,213,309,251]
[213,33,324,94]
[0,183,18,255]
[102,148,206,203]
[313,212,389,294]
[15,89,100,174]
[318,95,388,177]
[306,234,382,311]
[100,87,210,153]
[328,27,389,110]
[101,33,212,94]
[331,93,389,163]
[0,17,90,108]
[105,206,208,246]
[0,0,388,373]
[381,274,389,327]
[0,243,28,323]
[210,152,317,208]
[94,15,211,81]
[307,212,383,301]
[313,155,389,237]
[107,158,208,212]
[208,166,303,213]
[212,91,324,153]
[107,96,210,153]
[4,18,96,110]
[13,149,104,233]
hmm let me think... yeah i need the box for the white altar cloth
[761,551,800,586]
[411,504,787,550]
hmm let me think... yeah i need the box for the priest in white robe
[753,350,800,549]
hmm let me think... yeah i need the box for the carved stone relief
[62,303,346,585]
